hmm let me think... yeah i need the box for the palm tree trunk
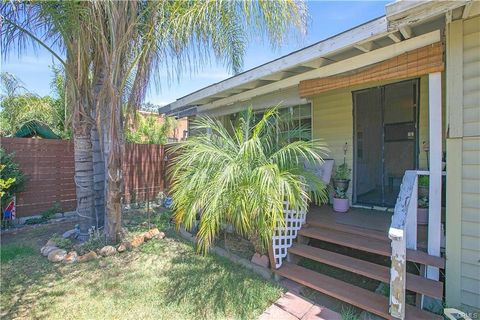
[91,122,105,229]
[73,122,95,240]
[103,97,124,243]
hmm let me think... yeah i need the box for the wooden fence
[0,137,166,218]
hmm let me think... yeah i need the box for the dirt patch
[1,218,82,250]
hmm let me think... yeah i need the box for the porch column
[427,72,442,280]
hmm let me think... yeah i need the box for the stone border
[178,228,273,280]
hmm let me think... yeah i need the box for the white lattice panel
[272,202,307,269]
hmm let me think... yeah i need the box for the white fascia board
[386,0,470,30]
[198,30,440,112]
[166,16,389,111]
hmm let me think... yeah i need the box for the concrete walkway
[259,292,341,320]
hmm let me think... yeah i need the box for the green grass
[1,244,36,262]
[1,208,283,320]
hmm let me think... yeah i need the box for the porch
[306,205,440,253]
[272,203,445,320]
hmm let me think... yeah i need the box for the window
[277,104,312,142]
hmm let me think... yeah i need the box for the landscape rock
[251,253,270,268]
[48,249,67,262]
[144,228,160,241]
[63,251,78,264]
[155,231,166,240]
[77,251,97,263]
[117,242,131,253]
[99,245,117,257]
[41,245,59,257]
[62,229,77,239]
[130,235,145,248]
[45,239,57,247]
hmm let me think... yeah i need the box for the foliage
[23,202,61,225]
[50,233,73,250]
[170,106,329,254]
[24,217,46,225]
[334,163,351,180]
[0,148,26,206]
[125,111,177,145]
[0,165,15,199]
[333,187,348,199]
[49,65,71,139]
[341,307,360,320]
[1,0,308,242]
[41,202,61,220]
[418,196,429,208]
[418,175,429,187]
[0,72,69,138]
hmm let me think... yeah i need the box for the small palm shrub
[169,107,329,254]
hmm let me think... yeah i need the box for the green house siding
[461,15,480,309]
[446,14,480,310]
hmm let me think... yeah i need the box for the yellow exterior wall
[311,75,443,200]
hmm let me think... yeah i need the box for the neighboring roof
[14,120,61,139]
[159,0,473,117]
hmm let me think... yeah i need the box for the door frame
[352,78,420,207]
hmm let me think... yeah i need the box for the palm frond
[170,106,328,254]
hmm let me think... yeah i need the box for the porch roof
[159,1,472,117]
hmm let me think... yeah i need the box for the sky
[1,1,388,106]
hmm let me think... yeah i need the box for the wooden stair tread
[289,244,443,299]
[299,226,445,269]
[276,262,442,320]
[306,215,389,241]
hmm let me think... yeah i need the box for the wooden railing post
[389,227,406,319]
[389,171,416,319]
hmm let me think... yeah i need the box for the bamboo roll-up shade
[299,42,444,97]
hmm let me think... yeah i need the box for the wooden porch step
[306,214,389,241]
[289,244,443,299]
[299,226,445,269]
[276,262,442,320]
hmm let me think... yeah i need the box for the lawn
[0,208,283,320]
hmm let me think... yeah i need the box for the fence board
[1,137,165,217]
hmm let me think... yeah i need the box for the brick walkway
[259,292,341,320]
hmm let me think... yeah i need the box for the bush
[334,163,351,180]
[41,202,61,220]
[0,148,26,206]
[50,233,73,249]
[418,175,429,187]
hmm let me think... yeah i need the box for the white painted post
[390,227,406,319]
[428,72,442,280]
[405,175,418,250]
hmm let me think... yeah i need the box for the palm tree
[169,107,329,254]
[1,1,307,242]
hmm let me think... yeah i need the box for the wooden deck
[307,205,392,234]
[306,205,429,250]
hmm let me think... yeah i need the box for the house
[160,1,480,318]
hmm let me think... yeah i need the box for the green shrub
[0,148,26,205]
[24,217,46,225]
[23,203,61,225]
[334,163,351,180]
[418,175,429,187]
[50,233,72,249]
[41,202,61,220]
